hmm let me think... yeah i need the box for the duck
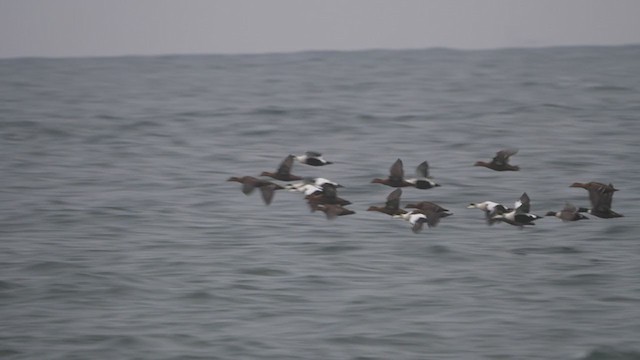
[227,176,285,205]
[285,182,323,196]
[570,182,623,218]
[405,161,440,189]
[260,155,303,181]
[293,151,333,166]
[490,193,542,227]
[284,177,341,196]
[467,201,510,225]
[366,188,407,216]
[546,203,589,222]
[405,201,453,218]
[311,204,355,219]
[371,159,414,187]
[474,149,520,171]
[393,209,443,233]
[305,183,352,208]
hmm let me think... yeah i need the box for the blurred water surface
[1,46,640,359]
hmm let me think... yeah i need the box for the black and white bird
[467,201,509,225]
[293,151,333,166]
[393,209,444,233]
[405,161,440,189]
[490,193,542,227]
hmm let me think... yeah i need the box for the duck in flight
[570,182,623,218]
[227,176,285,205]
[293,151,333,166]
[405,161,440,189]
[490,192,542,227]
[367,188,407,216]
[260,155,303,181]
[546,202,589,222]
[467,201,510,225]
[474,149,520,171]
[393,209,445,233]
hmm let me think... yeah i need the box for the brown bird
[312,204,355,219]
[405,201,453,218]
[474,149,520,171]
[546,202,589,222]
[367,188,407,216]
[227,176,285,205]
[570,182,623,218]
[260,155,303,181]
[371,159,413,187]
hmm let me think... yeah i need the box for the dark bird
[312,204,355,219]
[490,192,542,227]
[371,159,414,187]
[293,151,333,166]
[367,188,407,216]
[405,161,440,189]
[260,155,303,181]
[546,203,589,222]
[405,201,453,217]
[474,149,520,171]
[570,182,623,218]
[227,176,285,205]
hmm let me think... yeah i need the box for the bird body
[474,149,520,171]
[546,203,589,221]
[293,151,333,166]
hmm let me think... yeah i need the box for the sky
[1,0,640,58]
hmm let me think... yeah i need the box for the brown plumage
[367,188,407,216]
[405,201,453,218]
[312,204,355,219]
[371,159,413,187]
[227,176,284,205]
[570,182,623,218]
[260,155,303,181]
[474,149,520,171]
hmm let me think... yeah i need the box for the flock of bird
[227,150,623,233]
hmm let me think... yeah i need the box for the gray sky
[1,0,639,58]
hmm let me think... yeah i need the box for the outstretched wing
[389,158,404,181]
[385,188,402,211]
[415,161,429,178]
[492,148,518,166]
[276,155,295,177]
[514,192,530,213]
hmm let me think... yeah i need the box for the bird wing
[259,184,278,205]
[515,192,530,213]
[591,189,613,211]
[276,155,295,177]
[389,158,404,180]
[415,161,429,178]
[492,148,518,165]
[385,188,402,211]
[305,151,322,157]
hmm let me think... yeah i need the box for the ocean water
[1,46,640,360]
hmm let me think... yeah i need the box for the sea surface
[1,46,640,360]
